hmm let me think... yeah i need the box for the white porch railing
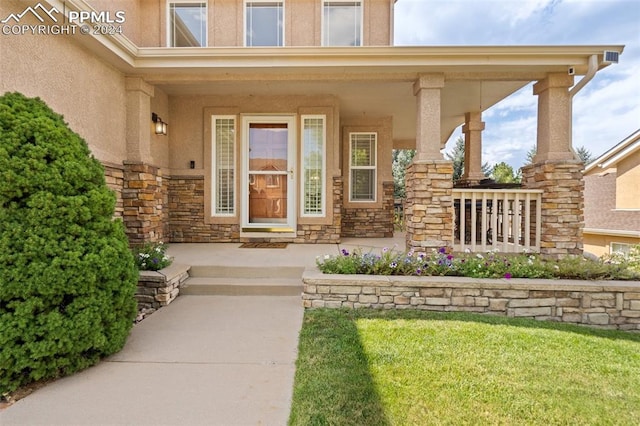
[452,189,543,253]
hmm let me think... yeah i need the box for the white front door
[241,115,296,233]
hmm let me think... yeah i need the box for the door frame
[240,114,297,234]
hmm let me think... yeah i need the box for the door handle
[288,168,294,179]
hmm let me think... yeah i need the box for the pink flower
[504,273,512,279]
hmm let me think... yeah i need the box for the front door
[241,115,296,233]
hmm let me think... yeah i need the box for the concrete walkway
[0,296,303,426]
[0,235,404,425]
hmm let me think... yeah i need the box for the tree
[0,92,138,394]
[445,136,490,182]
[392,149,415,198]
[491,162,521,183]
[525,145,593,165]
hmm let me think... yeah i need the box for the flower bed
[307,246,640,330]
[317,246,640,280]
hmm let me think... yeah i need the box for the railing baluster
[451,189,542,253]
[471,192,477,252]
[481,192,487,251]
[525,193,531,249]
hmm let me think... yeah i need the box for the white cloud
[398,0,640,169]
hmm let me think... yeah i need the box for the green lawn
[289,309,640,425]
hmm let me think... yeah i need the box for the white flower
[476,253,484,259]
[324,254,331,260]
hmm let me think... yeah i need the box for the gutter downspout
[568,54,599,160]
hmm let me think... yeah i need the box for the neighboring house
[0,0,624,257]
[584,129,640,257]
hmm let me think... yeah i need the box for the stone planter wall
[136,263,190,321]
[302,269,640,331]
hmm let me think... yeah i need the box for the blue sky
[394,0,640,169]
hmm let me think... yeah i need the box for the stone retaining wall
[136,264,190,322]
[302,270,640,331]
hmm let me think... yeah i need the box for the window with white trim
[301,116,326,216]
[322,1,362,46]
[168,1,207,47]
[212,116,236,215]
[245,1,284,46]
[349,132,376,202]
[611,242,631,257]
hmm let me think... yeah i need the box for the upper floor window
[323,1,362,46]
[169,1,207,47]
[245,1,284,47]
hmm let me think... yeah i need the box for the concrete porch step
[180,277,303,296]
[188,265,304,279]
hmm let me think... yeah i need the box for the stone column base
[522,160,584,258]
[123,161,165,245]
[405,160,454,251]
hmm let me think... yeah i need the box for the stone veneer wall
[103,162,124,218]
[522,160,584,258]
[341,181,394,238]
[122,161,166,245]
[405,161,454,251]
[136,264,190,322]
[302,271,640,331]
[169,175,343,243]
[169,175,239,242]
[295,176,343,243]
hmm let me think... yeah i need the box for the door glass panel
[248,123,289,224]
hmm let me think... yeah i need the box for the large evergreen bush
[0,92,137,395]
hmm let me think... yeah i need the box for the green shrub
[133,242,172,271]
[0,92,138,395]
[317,247,640,280]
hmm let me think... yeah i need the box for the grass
[289,309,640,425]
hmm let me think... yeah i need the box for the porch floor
[166,232,407,269]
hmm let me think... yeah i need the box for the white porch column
[460,111,486,185]
[533,73,575,162]
[413,73,445,161]
[125,77,154,163]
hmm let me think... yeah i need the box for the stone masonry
[405,160,454,251]
[522,160,584,258]
[296,176,343,243]
[122,161,166,245]
[341,181,394,238]
[103,162,124,218]
[136,263,190,322]
[302,271,640,331]
[169,176,240,242]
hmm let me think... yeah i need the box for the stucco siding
[0,1,127,165]
[584,233,640,258]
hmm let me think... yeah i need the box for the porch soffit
[66,23,623,145]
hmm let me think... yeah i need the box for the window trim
[167,0,208,47]
[610,242,632,256]
[244,0,285,47]
[321,0,363,47]
[349,132,377,202]
[300,115,327,217]
[211,115,237,217]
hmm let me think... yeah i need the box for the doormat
[239,242,288,249]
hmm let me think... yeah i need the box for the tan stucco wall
[616,150,640,209]
[150,87,171,168]
[0,1,127,165]
[584,233,640,257]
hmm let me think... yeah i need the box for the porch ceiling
[152,78,528,147]
[75,38,621,147]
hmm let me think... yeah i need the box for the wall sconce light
[151,112,168,136]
